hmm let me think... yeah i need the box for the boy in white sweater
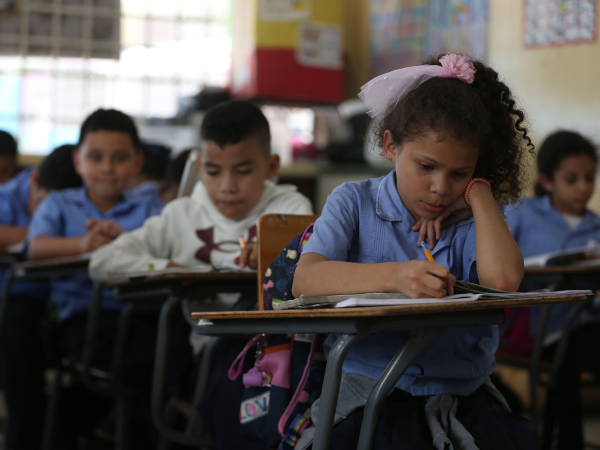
[89,100,313,450]
[90,100,312,278]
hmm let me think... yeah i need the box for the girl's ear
[539,173,554,194]
[382,130,398,163]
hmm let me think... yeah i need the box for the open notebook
[272,280,591,310]
[523,241,600,268]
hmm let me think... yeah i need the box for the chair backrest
[257,214,319,310]
[177,149,201,198]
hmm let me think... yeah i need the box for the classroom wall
[343,0,371,99]
[488,0,600,210]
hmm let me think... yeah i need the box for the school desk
[522,264,600,400]
[0,254,90,333]
[0,254,95,450]
[193,293,585,450]
[105,271,258,447]
[0,248,21,264]
[520,266,600,448]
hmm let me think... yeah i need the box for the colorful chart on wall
[370,0,429,76]
[370,0,489,77]
[524,0,597,48]
[428,0,488,60]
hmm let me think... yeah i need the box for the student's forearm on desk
[0,225,27,247]
[28,236,86,259]
[293,257,398,298]
[469,183,524,291]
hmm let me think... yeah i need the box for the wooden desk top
[12,254,90,273]
[107,271,256,288]
[192,293,585,320]
[524,265,600,275]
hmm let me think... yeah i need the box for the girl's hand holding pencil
[394,260,456,298]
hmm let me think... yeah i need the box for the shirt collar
[77,187,138,217]
[376,170,416,230]
[538,195,600,231]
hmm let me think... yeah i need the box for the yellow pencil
[239,235,246,248]
[420,241,435,263]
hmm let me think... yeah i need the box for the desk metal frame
[196,308,506,450]
[109,272,257,447]
[519,269,600,448]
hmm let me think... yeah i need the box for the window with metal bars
[0,0,231,154]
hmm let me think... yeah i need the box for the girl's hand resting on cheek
[412,194,473,249]
[396,260,456,298]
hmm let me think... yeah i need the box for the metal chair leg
[41,368,64,450]
[530,304,551,427]
[312,333,365,450]
[115,398,129,450]
[357,328,439,450]
[186,336,223,436]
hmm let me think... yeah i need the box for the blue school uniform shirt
[301,170,497,396]
[0,167,49,301]
[506,195,600,335]
[27,187,163,321]
[127,181,162,201]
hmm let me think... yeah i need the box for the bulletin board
[428,0,488,60]
[524,0,597,48]
[370,0,429,75]
[369,0,489,77]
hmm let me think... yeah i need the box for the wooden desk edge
[106,271,257,288]
[524,265,600,275]
[191,294,586,320]
[13,256,90,271]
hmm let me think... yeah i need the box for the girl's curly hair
[376,54,535,206]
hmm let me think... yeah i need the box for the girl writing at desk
[292,54,537,449]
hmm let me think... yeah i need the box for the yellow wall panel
[255,0,343,49]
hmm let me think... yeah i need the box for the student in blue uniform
[506,130,600,450]
[0,130,20,183]
[27,109,163,447]
[292,54,538,450]
[0,144,82,450]
[128,141,171,201]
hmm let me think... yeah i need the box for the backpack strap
[296,223,315,257]
[228,334,262,380]
[277,334,318,436]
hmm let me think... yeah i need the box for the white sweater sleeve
[263,189,314,216]
[89,203,176,281]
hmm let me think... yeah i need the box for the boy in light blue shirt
[27,109,163,447]
[0,144,82,450]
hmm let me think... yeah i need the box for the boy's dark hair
[38,144,83,190]
[534,131,597,196]
[376,54,535,206]
[0,130,17,158]
[164,149,191,190]
[140,142,172,180]
[77,109,141,151]
[201,100,270,157]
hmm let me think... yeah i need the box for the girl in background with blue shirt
[293,54,537,449]
[506,130,600,450]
